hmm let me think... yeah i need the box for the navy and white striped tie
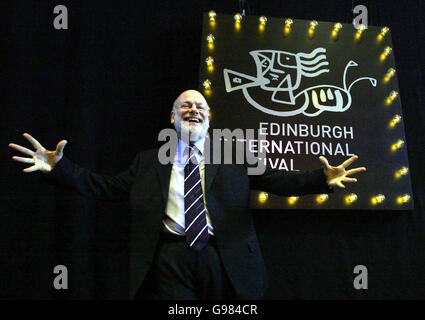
[184,144,209,251]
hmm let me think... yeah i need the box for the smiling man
[9,89,366,300]
[171,90,210,143]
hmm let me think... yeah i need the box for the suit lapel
[204,134,220,193]
[205,163,219,193]
[155,161,172,204]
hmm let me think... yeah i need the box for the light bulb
[355,24,366,40]
[316,194,329,203]
[384,68,396,83]
[203,79,211,90]
[205,56,214,66]
[389,114,401,128]
[331,22,342,39]
[208,11,216,21]
[285,18,293,26]
[206,34,215,44]
[383,46,392,56]
[288,196,299,205]
[259,16,267,25]
[371,194,385,205]
[397,194,411,204]
[391,139,404,151]
[386,90,398,105]
[310,20,318,28]
[380,26,390,37]
[395,166,409,179]
[258,192,268,203]
[345,193,358,204]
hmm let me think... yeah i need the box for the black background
[1,0,424,299]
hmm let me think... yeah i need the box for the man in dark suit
[9,89,366,299]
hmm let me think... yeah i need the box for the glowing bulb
[308,20,318,38]
[284,18,293,36]
[285,18,293,26]
[383,68,396,83]
[205,56,214,66]
[310,20,318,29]
[391,139,404,151]
[383,46,392,56]
[371,194,385,205]
[400,167,409,175]
[380,26,390,37]
[395,166,409,179]
[386,90,398,105]
[331,22,342,39]
[208,11,216,21]
[316,194,329,204]
[333,22,342,33]
[258,16,267,32]
[389,114,401,128]
[203,79,211,90]
[380,46,392,61]
[345,193,358,204]
[206,34,215,44]
[355,24,366,39]
[234,13,242,23]
[387,68,396,77]
[258,192,268,203]
[397,194,411,204]
[288,196,299,205]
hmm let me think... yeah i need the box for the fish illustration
[223,48,377,117]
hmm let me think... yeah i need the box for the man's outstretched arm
[249,155,366,196]
[9,133,140,201]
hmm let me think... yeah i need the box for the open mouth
[184,116,203,124]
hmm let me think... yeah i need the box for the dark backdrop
[1,0,424,299]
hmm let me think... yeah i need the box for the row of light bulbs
[208,11,390,41]
[381,64,403,150]
[258,192,411,205]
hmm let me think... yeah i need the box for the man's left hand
[319,155,366,189]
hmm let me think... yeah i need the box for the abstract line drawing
[224,48,377,117]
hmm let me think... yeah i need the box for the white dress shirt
[162,138,214,236]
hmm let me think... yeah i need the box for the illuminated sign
[199,13,413,210]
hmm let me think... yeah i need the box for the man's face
[171,90,210,142]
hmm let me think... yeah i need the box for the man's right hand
[9,133,67,173]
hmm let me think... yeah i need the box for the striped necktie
[184,144,209,251]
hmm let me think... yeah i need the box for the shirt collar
[178,137,205,156]
[174,137,206,164]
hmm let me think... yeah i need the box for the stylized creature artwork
[223,48,377,117]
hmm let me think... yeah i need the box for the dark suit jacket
[46,145,332,299]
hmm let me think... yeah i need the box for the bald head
[172,90,209,113]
